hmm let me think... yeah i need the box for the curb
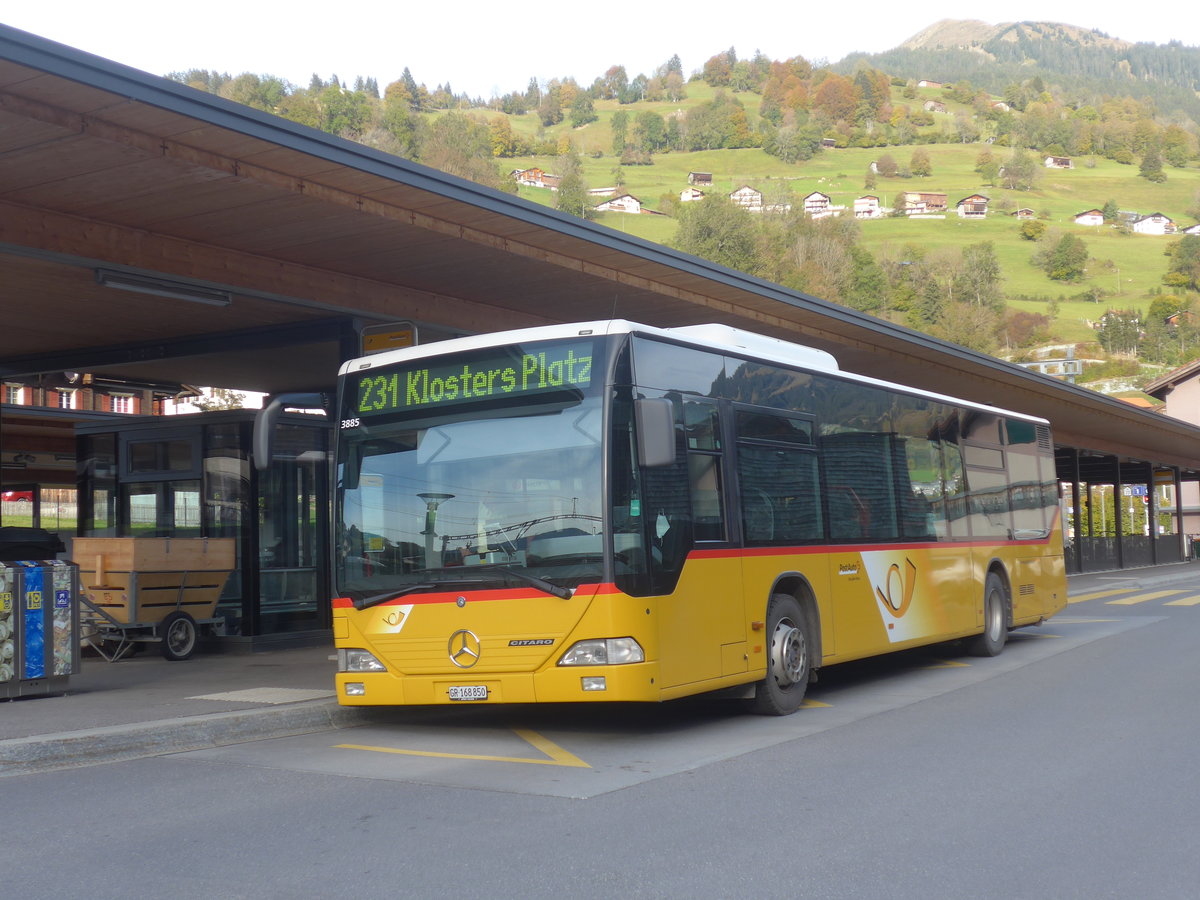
[1068,563,1200,593]
[0,699,372,777]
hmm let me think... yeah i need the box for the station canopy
[3,24,1200,474]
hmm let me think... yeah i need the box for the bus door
[649,397,745,688]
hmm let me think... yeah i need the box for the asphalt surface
[3,560,1199,777]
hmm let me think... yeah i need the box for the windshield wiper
[467,564,573,599]
[350,566,572,608]
[352,583,444,610]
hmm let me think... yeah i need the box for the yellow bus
[326,320,1065,714]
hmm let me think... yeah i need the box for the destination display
[352,340,596,420]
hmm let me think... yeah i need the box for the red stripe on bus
[332,582,615,609]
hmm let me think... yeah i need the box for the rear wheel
[751,594,810,715]
[968,572,1008,657]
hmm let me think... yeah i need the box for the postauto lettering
[357,343,593,416]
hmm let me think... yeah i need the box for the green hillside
[512,112,1198,346]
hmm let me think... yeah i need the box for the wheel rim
[986,588,1004,641]
[167,620,194,655]
[769,617,806,687]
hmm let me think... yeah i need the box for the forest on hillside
[846,21,1200,123]
[167,27,1200,386]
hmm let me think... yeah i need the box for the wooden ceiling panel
[302,164,413,196]
[0,133,150,196]
[0,64,110,106]
[8,159,207,213]
[174,201,379,254]
[234,143,364,178]
[1,255,332,361]
[0,107,74,151]
[95,99,238,139]
[67,173,261,226]
[0,59,42,89]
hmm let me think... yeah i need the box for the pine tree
[1140,146,1167,182]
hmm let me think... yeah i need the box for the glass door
[256,424,329,634]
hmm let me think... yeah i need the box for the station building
[3,24,1200,644]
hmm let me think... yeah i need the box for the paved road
[4,574,1200,898]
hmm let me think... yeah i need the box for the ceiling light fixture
[95,268,233,307]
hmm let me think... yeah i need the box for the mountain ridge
[839,19,1200,122]
[897,19,1137,55]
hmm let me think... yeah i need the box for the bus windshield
[336,339,608,600]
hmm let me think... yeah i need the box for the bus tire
[968,572,1008,657]
[751,593,810,716]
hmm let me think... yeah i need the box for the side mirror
[252,392,327,471]
[635,397,676,468]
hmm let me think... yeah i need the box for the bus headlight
[338,648,387,673]
[558,638,645,666]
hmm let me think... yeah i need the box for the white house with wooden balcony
[803,191,835,218]
[897,191,948,217]
[956,194,989,218]
[1132,213,1175,235]
[593,194,643,214]
[513,167,554,188]
[854,195,882,219]
[730,185,763,210]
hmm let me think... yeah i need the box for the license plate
[449,685,488,701]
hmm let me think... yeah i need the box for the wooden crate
[74,538,235,626]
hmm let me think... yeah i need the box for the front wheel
[751,594,810,715]
[967,572,1008,657]
[160,612,198,661]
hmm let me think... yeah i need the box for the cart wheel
[160,612,198,661]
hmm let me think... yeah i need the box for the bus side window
[734,410,821,545]
[822,431,900,541]
[684,401,726,542]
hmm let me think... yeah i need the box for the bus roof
[341,320,1049,425]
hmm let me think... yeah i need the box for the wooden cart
[75,537,235,661]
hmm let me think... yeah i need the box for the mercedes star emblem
[448,629,481,668]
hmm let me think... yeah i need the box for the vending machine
[0,529,80,699]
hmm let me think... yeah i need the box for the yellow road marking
[922,659,970,669]
[1106,590,1186,606]
[1016,632,1062,639]
[1069,589,1135,603]
[335,728,591,768]
[801,698,831,708]
[1165,595,1200,607]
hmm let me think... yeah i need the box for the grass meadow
[508,107,1199,347]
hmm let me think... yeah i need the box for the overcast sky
[2,2,1190,99]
